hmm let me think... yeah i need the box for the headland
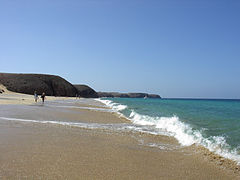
[0,86,239,179]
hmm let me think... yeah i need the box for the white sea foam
[0,116,100,129]
[95,99,127,112]
[46,104,113,112]
[0,116,132,131]
[0,116,166,136]
[96,98,240,164]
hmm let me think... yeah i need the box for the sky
[0,0,239,98]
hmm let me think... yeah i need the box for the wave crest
[95,99,127,111]
[96,98,240,164]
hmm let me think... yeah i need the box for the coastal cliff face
[74,85,99,98]
[0,73,78,97]
[0,73,161,98]
[97,92,161,98]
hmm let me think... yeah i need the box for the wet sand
[0,119,239,179]
[0,90,240,179]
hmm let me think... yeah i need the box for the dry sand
[0,85,240,179]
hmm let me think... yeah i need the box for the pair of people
[34,91,46,103]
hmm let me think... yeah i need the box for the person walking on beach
[34,91,38,102]
[41,92,46,103]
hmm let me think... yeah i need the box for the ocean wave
[95,99,127,112]
[96,98,240,164]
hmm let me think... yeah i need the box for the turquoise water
[0,97,239,164]
[98,98,240,163]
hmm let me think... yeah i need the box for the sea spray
[96,98,240,164]
[97,99,127,111]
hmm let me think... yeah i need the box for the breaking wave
[96,98,240,164]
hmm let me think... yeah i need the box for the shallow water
[97,98,240,164]
[1,98,240,164]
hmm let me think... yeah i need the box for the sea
[0,97,240,165]
[97,98,240,164]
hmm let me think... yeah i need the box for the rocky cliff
[0,73,78,97]
[0,73,161,98]
[97,92,161,98]
[74,85,98,98]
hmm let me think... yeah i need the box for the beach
[0,89,239,179]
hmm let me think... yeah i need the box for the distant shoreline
[0,72,161,99]
[161,98,240,101]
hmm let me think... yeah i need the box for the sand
[0,86,239,179]
[0,84,75,105]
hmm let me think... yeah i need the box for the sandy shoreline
[0,84,75,105]
[0,88,240,179]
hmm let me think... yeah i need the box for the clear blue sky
[0,0,239,98]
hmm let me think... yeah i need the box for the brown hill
[0,73,78,97]
[97,92,161,98]
[0,73,161,99]
[74,85,98,98]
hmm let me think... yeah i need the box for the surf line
[46,104,113,112]
[0,116,104,129]
[0,116,132,132]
